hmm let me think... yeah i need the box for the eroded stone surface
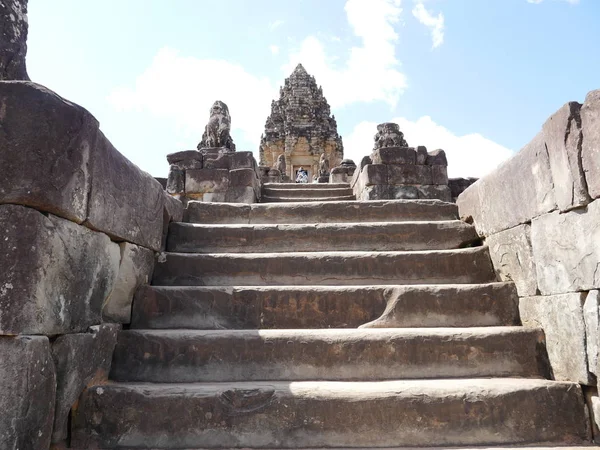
[520,293,591,385]
[0,81,97,222]
[50,324,119,443]
[531,199,600,295]
[584,290,600,379]
[582,89,600,199]
[486,224,538,297]
[102,242,155,323]
[0,205,120,334]
[86,132,165,251]
[0,335,55,450]
[457,131,556,236]
[185,168,229,196]
[0,0,29,80]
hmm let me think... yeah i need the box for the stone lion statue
[197,100,236,151]
[373,122,408,149]
[319,153,330,176]
[274,154,286,174]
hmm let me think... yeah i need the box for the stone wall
[351,146,452,202]
[0,80,183,449]
[457,88,600,432]
[166,148,261,203]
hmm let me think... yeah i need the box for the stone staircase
[71,199,591,449]
[261,182,355,202]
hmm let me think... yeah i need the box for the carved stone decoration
[0,0,29,80]
[197,100,236,151]
[274,154,286,174]
[374,122,408,149]
[319,153,330,176]
[259,63,343,179]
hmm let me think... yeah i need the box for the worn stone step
[262,187,354,199]
[110,327,548,383]
[167,221,479,253]
[263,183,351,190]
[71,379,590,448]
[185,199,459,224]
[152,247,496,286]
[131,283,519,330]
[261,195,356,203]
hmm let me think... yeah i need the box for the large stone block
[0,335,55,450]
[0,1,29,81]
[185,169,230,196]
[0,81,97,223]
[231,151,256,169]
[0,205,120,335]
[457,132,556,236]
[166,150,203,169]
[163,193,184,223]
[229,168,259,188]
[166,166,185,196]
[102,242,155,323]
[520,293,591,384]
[387,164,433,185]
[86,132,165,251]
[359,164,388,186]
[486,224,538,297]
[531,199,600,295]
[584,290,600,379]
[225,187,257,203]
[416,185,452,202]
[582,89,600,199]
[371,147,416,165]
[543,101,589,211]
[50,324,119,443]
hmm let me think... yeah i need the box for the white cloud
[108,48,277,152]
[412,1,444,49]
[269,45,280,55]
[282,0,407,108]
[269,19,285,30]
[344,117,514,178]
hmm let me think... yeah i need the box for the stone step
[131,283,519,330]
[185,199,459,224]
[71,379,590,448]
[152,247,496,286]
[166,221,479,253]
[262,187,354,199]
[261,195,356,203]
[263,183,351,189]
[110,327,548,383]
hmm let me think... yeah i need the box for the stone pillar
[0,0,30,81]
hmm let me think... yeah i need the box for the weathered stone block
[87,132,165,251]
[388,185,420,199]
[416,146,428,164]
[102,243,155,323]
[225,187,257,203]
[449,177,478,200]
[203,151,231,169]
[166,166,185,195]
[202,192,226,202]
[457,132,556,236]
[0,1,29,81]
[531,199,600,295]
[371,147,416,165]
[417,185,452,202]
[166,150,202,165]
[0,335,55,450]
[426,149,448,166]
[360,164,388,186]
[186,169,229,196]
[543,101,589,211]
[431,165,449,185]
[584,290,600,379]
[231,151,256,169]
[0,81,97,223]
[582,89,600,199]
[520,293,591,384]
[486,224,538,297]
[50,324,119,443]
[229,168,259,187]
[0,205,120,334]
[387,164,433,185]
[164,193,184,223]
[155,177,167,189]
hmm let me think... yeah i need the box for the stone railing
[166,148,261,203]
[0,81,183,449]
[458,89,600,429]
[351,146,452,201]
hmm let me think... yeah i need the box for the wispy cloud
[412,1,444,49]
[268,19,285,30]
[269,45,280,55]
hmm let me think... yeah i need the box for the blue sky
[26,0,600,178]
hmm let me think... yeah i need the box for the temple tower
[259,64,344,181]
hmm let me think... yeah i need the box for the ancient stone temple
[259,63,344,181]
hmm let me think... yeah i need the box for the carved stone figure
[373,122,408,149]
[274,154,286,174]
[197,101,236,151]
[319,153,330,176]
